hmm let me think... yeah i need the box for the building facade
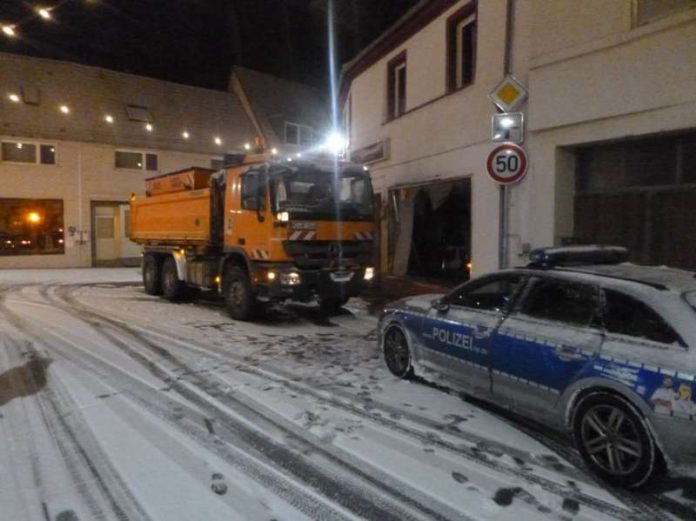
[0,53,327,268]
[341,0,696,279]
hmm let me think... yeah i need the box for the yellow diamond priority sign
[489,75,527,112]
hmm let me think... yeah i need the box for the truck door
[227,169,270,259]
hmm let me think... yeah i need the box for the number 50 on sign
[486,144,528,185]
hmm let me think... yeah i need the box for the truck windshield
[271,166,374,221]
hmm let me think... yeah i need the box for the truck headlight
[280,272,301,286]
[276,211,289,222]
[364,267,375,281]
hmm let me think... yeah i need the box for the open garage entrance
[388,178,471,282]
[571,130,696,270]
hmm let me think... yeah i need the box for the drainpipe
[498,0,515,269]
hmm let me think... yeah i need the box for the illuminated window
[447,3,477,92]
[387,52,407,120]
[1,141,56,165]
[0,198,64,256]
[115,150,158,171]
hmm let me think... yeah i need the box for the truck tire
[224,266,258,321]
[143,254,162,295]
[161,256,186,301]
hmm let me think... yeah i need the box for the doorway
[91,202,141,266]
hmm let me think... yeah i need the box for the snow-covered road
[0,269,694,521]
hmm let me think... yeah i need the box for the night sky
[0,0,420,90]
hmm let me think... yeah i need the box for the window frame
[284,122,314,146]
[114,149,159,172]
[515,275,602,329]
[1,139,57,166]
[600,287,686,348]
[444,273,527,314]
[240,170,267,211]
[386,51,407,121]
[446,2,478,93]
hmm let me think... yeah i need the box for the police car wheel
[572,393,659,488]
[383,325,413,379]
[161,256,186,301]
[143,254,162,295]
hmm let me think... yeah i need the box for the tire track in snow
[39,284,465,521]
[53,284,659,521]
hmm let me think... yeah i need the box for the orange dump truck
[129,153,376,320]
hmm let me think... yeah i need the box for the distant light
[267,271,276,281]
[214,136,222,145]
[271,147,278,155]
[145,123,153,132]
[37,7,52,20]
[137,162,142,168]
[295,153,302,158]
[287,157,293,162]
[59,105,70,114]
[182,131,189,139]
[364,267,375,281]
[27,212,41,224]
[58,239,64,244]
[2,26,16,37]
[104,114,114,124]
[362,165,369,171]
[8,93,20,103]
[16,143,23,149]
[243,142,251,151]
[50,147,55,153]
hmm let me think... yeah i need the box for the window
[115,150,158,171]
[285,122,313,146]
[447,275,523,312]
[1,141,56,165]
[447,3,477,92]
[636,0,696,25]
[387,52,407,120]
[603,290,682,345]
[0,198,64,256]
[241,171,266,211]
[125,105,152,122]
[521,278,599,327]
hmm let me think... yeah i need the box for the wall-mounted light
[37,7,52,20]
[271,148,278,155]
[182,131,189,139]
[8,93,20,103]
[104,114,114,124]
[214,137,222,146]
[243,143,251,151]
[59,105,70,114]
[2,26,16,37]
[145,123,153,132]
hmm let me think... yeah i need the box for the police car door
[491,276,602,416]
[420,274,524,396]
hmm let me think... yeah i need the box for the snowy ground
[1,269,695,521]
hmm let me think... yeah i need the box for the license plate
[330,271,354,282]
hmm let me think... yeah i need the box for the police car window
[447,275,522,312]
[604,290,681,345]
[521,279,598,327]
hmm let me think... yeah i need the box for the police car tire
[383,325,413,379]
[572,392,659,489]
[143,254,162,295]
[161,256,186,301]
[224,266,258,321]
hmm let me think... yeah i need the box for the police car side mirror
[433,298,450,313]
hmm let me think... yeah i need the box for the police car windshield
[270,166,374,221]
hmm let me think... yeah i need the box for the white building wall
[346,0,526,276]
[0,138,213,268]
[520,2,696,259]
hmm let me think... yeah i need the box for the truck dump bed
[130,168,215,246]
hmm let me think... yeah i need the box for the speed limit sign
[486,144,528,184]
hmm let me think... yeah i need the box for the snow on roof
[561,264,696,293]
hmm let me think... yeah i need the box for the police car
[379,246,696,488]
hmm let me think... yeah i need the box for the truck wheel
[572,392,661,488]
[143,254,162,295]
[224,266,258,321]
[161,256,186,301]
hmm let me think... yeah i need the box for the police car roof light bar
[528,245,629,269]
